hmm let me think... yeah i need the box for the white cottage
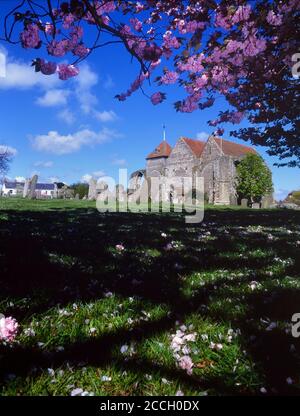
[1,180,57,198]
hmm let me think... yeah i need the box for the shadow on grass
[0,207,300,395]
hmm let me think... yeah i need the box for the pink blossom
[63,13,75,29]
[70,26,84,40]
[115,244,125,252]
[266,10,283,26]
[244,36,267,57]
[232,5,252,24]
[57,64,79,80]
[47,40,70,57]
[185,20,206,33]
[183,333,197,342]
[151,92,165,105]
[162,31,181,50]
[39,59,57,76]
[96,1,116,15]
[178,355,194,375]
[179,96,199,113]
[193,74,208,91]
[161,71,179,85]
[44,23,55,35]
[0,316,18,342]
[215,12,232,30]
[130,18,143,32]
[20,24,40,49]
[177,55,204,73]
[73,44,90,58]
[135,2,145,13]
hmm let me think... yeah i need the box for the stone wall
[166,138,198,178]
[198,137,238,205]
[146,157,167,177]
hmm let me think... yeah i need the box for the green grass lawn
[0,198,299,396]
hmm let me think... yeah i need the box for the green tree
[69,182,89,199]
[236,154,273,204]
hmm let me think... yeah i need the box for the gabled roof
[3,181,24,189]
[36,183,55,191]
[213,137,257,157]
[146,141,172,160]
[3,181,55,191]
[181,137,206,157]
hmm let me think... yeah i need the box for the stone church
[128,134,258,205]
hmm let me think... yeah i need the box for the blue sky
[0,5,298,200]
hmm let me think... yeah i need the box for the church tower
[146,127,172,177]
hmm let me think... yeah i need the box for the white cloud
[93,170,106,177]
[81,170,105,183]
[57,108,75,125]
[0,50,6,78]
[94,110,118,122]
[81,174,92,183]
[31,128,121,155]
[0,145,17,155]
[15,176,25,182]
[112,158,127,166]
[76,63,98,90]
[103,75,115,90]
[75,63,99,114]
[0,52,58,90]
[34,161,54,168]
[196,131,210,141]
[36,89,70,107]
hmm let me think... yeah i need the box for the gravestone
[23,178,30,198]
[75,193,80,200]
[261,194,273,209]
[252,203,260,209]
[241,198,248,208]
[230,194,238,206]
[28,175,38,199]
[88,179,97,200]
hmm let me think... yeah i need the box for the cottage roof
[146,141,172,160]
[4,181,55,191]
[35,183,55,191]
[3,181,24,189]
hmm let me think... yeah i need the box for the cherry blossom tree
[1,1,299,166]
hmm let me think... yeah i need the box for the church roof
[181,137,206,157]
[146,141,172,159]
[146,135,257,161]
[213,137,257,157]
